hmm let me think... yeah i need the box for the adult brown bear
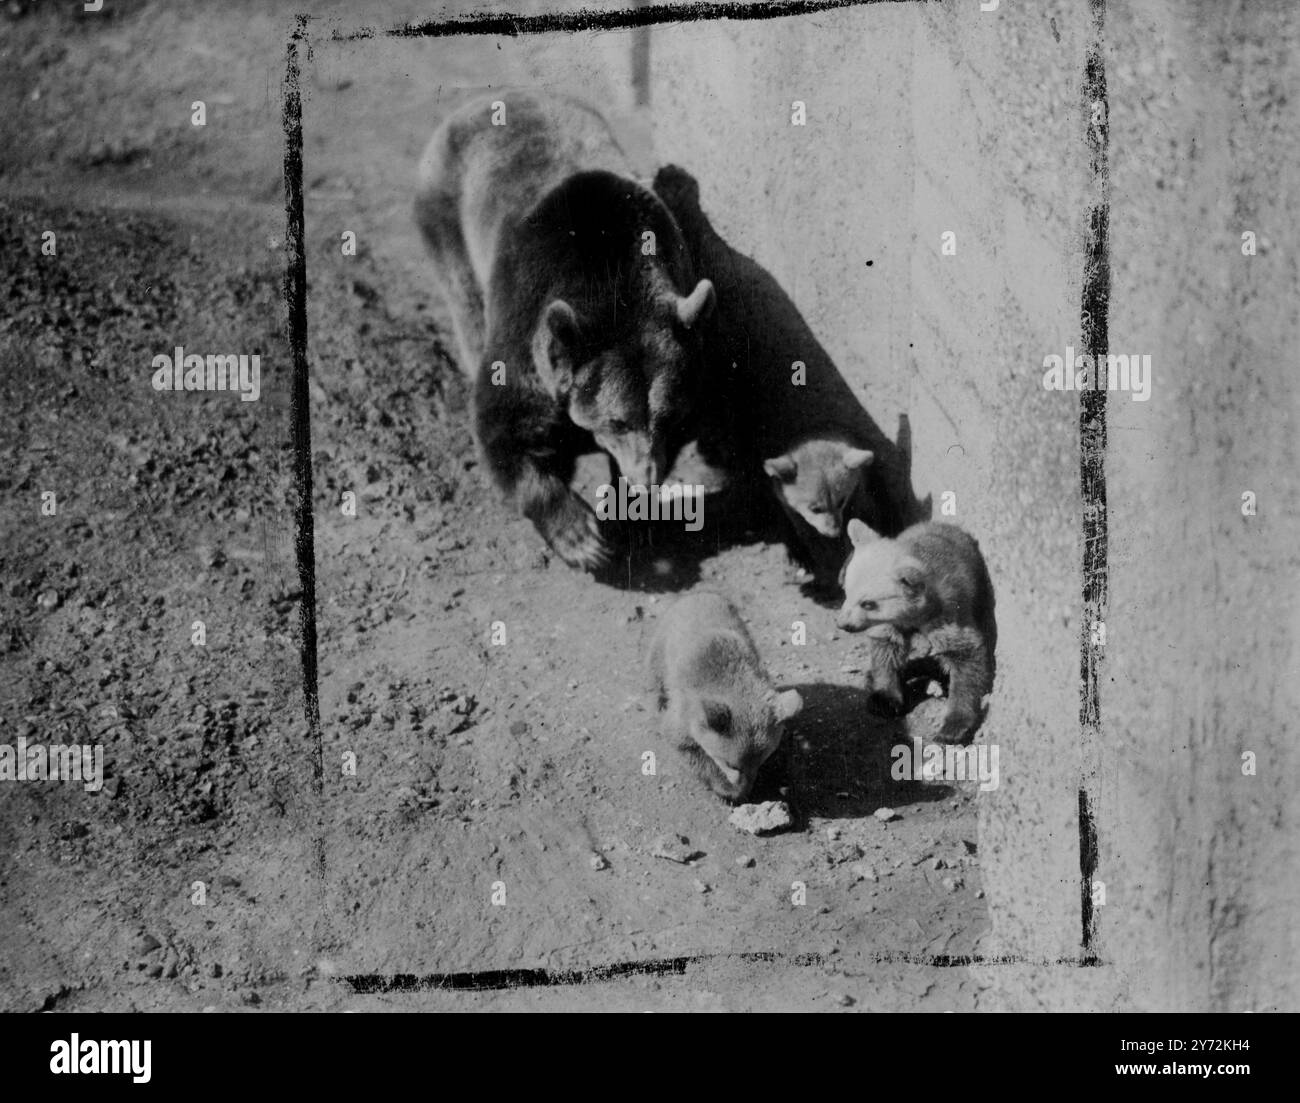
[416,92,715,570]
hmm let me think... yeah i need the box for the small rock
[36,589,60,611]
[241,990,261,1006]
[693,879,710,894]
[589,852,609,871]
[975,890,985,899]
[508,720,529,737]
[728,800,793,835]
[942,876,964,892]
[144,962,163,979]
[736,855,755,868]
[650,834,703,863]
[874,807,900,823]
[849,862,879,883]
[132,933,162,955]
[826,826,841,842]
[931,857,945,871]
[826,841,864,866]
[835,992,855,1007]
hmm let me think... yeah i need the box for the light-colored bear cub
[649,592,802,802]
[837,520,996,743]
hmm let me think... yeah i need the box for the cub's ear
[676,279,716,329]
[847,518,879,547]
[896,558,927,597]
[842,447,874,471]
[700,698,732,734]
[775,689,803,721]
[532,299,580,396]
[837,548,851,590]
[763,454,797,481]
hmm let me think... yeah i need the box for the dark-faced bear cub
[415,92,715,570]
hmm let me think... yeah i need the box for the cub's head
[836,519,930,632]
[532,281,714,489]
[680,688,802,802]
[764,440,874,538]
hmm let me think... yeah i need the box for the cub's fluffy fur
[837,521,996,743]
[648,592,802,801]
[763,436,875,588]
[416,92,714,570]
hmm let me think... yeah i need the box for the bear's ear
[847,518,878,547]
[676,279,715,329]
[763,454,797,481]
[532,299,579,396]
[842,447,874,470]
[775,688,803,721]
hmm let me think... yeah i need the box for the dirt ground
[0,0,996,1012]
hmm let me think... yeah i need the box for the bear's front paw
[544,498,612,572]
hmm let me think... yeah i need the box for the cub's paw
[861,657,903,709]
[937,705,981,745]
[543,497,612,572]
[864,622,910,650]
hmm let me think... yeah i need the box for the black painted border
[1078,0,1109,959]
[279,0,1112,992]
[331,0,919,42]
[282,16,327,897]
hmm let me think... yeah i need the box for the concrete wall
[1101,0,1300,1013]
[645,0,1298,1010]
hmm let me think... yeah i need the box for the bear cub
[649,592,802,802]
[837,520,996,744]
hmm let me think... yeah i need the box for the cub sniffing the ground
[836,520,996,743]
[763,435,875,589]
[415,92,715,570]
[649,592,802,802]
